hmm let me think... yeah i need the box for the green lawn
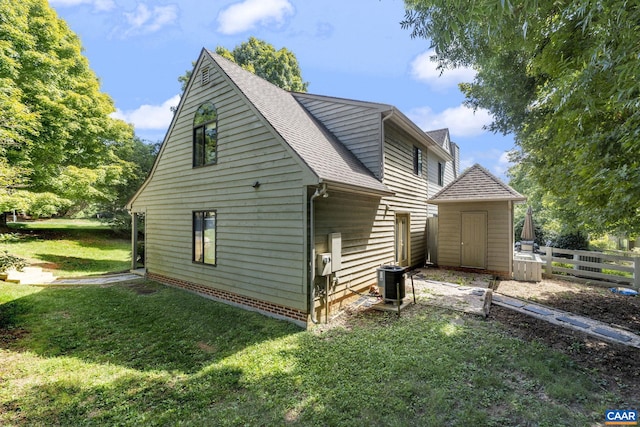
[0,220,620,425]
[0,280,616,426]
[3,219,130,277]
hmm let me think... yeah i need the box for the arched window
[193,102,218,166]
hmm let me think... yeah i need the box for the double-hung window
[193,102,218,167]
[438,162,445,186]
[413,146,422,176]
[193,211,216,265]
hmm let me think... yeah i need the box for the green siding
[383,125,429,268]
[130,58,310,311]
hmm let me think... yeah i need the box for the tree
[180,37,308,93]
[97,137,160,235]
[0,0,135,227]
[402,0,640,234]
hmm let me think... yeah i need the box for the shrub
[514,217,547,246]
[101,210,132,236]
[0,250,27,273]
[552,231,589,250]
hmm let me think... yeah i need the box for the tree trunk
[0,212,9,232]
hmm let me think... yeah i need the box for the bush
[552,231,589,250]
[514,217,547,246]
[0,250,27,273]
[101,210,132,236]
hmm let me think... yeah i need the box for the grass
[3,219,130,277]
[0,280,616,426]
[0,221,618,425]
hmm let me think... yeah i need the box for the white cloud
[459,150,513,179]
[410,50,476,90]
[217,0,294,35]
[122,3,179,35]
[459,157,475,172]
[111,95,180,130]
[50,0,115,11]
[408,105,492,137]
[494,150,514,176]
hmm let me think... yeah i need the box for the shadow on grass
[34,254,129,274]
[6,224,120,239]
[0,281,301,375]
[1,298,608,426]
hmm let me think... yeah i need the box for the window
[193,211,216,265]
[413,146,422,176]
[438,162,445,186]
[193,102,218,167]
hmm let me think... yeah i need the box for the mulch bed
[489,282,640,407]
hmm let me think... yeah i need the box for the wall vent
[201,67,210,85]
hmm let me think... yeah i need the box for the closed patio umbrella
[521,206,536,242]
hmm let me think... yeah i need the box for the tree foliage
[402,0,640,234]
[0,0,150,224]
[180,37,308,93]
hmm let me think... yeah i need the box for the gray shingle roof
[208,50,391,195]
[429,163,525,203]
[425,128,449,149]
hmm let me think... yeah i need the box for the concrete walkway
[51,272,144,285]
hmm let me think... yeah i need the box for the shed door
[461,212,487,269]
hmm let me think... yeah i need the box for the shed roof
[429,163,525,203]
[208,50,392,196]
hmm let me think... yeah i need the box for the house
[428,164,526,278]
[126,48,458,327]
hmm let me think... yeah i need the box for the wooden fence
[538,246,640,289]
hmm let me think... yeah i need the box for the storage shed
[428,164,526,278]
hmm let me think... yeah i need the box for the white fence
[538,246,640,289]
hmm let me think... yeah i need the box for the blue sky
[50,0,515,178]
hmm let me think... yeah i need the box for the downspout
[309,183,328,324]
[380,110,395,181]
[130,211,138,271]
[507,200,515,280]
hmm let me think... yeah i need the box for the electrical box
[328,232,342,272]
[316,253,332,276]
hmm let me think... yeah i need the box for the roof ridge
[429,163,525,202]
[292,92,393,111]
[473,163,525,199]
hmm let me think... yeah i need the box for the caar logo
[605,410,638,425]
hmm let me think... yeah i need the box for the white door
[461,212,487,269]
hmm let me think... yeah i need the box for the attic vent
[201,67,210,85]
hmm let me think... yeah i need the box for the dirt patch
[493,277,640,406]
[0,327,28,346]
[490,308,640,406]
[126,282,158,295]
[32,262,60,270]
[197,341,217,353]
[496,279,640,334]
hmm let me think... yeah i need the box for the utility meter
[316,253,332,276]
